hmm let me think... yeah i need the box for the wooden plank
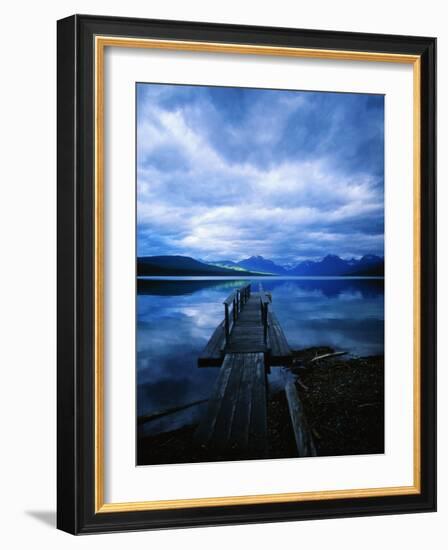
[224,294,267,353]
[229,354,254,451]
[138,399,208,425]
[198,320,225,366]
[195,355,234,443]
[285,381,316,457]
[226,345,266,353]
[249,353,268,455]
[200,284,291,364]
[268,311,292,364]
[208,354,245,450]
[196,353,268,456]
[223,291,237,306]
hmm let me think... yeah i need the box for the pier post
[224,303,230,345]
[199,282,291,368]
[263,302,268,344]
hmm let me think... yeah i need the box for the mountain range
[138,254,384,277]
[211,254,383,276]
[137,255,265,277]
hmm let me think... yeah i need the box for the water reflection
[137,277,384,435]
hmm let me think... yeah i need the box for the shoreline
[137,347,384,466]
[289,347,384,457]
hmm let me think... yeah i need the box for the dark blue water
[137,277,384,436]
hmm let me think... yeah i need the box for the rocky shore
[137,347,384,465]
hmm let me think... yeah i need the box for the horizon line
[137,253,385,263]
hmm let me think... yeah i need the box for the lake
[137,277,384,437]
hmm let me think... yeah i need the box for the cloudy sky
[136,83,384,264]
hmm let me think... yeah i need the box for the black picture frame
[57,14,436,534]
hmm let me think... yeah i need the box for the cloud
[136,83,384,262]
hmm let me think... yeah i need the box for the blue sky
[136,83,384,264]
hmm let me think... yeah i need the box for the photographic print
[57,17,436,533]
[136,83,385,466]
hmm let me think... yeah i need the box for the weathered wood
[198,320,226,366]
[224,303,230,346]
[248,353,268,454]
[223,291,237,306]
[228,355,253,451]
[224,293,267,353]
[310,351,348,363]
[285,380,316,457]
[208,354,245,449]
[196,353,267,455]
[267,311,292,365]
[239,283,251,307]
[195,357,234,443]
[196,283,299,457]
[137,399,208,425]
[258,285,271,345]
[233,296,238,322]
[199,283,292,366]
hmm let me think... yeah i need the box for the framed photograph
[57,14,436,534]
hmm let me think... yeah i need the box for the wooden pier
[196,283,310,458]
[198,283,292,367]
[195,352,268,457]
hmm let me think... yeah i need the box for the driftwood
[285,381,317,457]
[296,378,309,391]
[310,351,348,363]
[358,402,381,408]
[137,399,208,425]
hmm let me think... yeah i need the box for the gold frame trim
[94,36,422,513]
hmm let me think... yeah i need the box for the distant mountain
[137,255,264,277]
[291,254,384,276]
[137,254,384,277]
[210,255,287,275]
[209,260,243,269]
[237,256,287,275]
[211,254,384,276]
[291,254,350,276]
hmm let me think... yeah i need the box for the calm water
[137,277,384,436]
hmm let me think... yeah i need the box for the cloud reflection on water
[137,277,384,435]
